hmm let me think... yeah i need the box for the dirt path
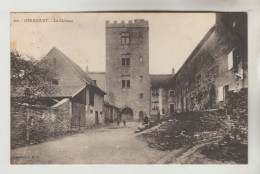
[11,122,168,164]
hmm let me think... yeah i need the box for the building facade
[40,47,106,127]
[169,13,247,113]
[105,19,151,121]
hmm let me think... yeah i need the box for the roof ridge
[54,47,90,85]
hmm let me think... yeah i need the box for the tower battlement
[106,19,148,28]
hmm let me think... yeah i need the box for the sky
[10,12,215,74]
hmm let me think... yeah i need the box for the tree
[11,50,57,105]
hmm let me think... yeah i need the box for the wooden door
[95,111,99,125]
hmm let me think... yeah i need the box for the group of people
[116,114,149,127]
[117,115,127,127]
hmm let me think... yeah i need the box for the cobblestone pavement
[11,122,168,164]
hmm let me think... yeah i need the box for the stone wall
[170,13,247,113]
[226,88,248,143]
[11,100,72,148]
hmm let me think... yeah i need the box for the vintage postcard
[10,12,248,164]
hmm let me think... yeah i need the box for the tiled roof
[46,85,86,98]
[150,74,172,88]
[11,85,86,98]
[46,47,106,95]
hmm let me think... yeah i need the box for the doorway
[209,86,216,109]
[139,111,144,122]
[121,107,134,120]
[95,111,99,125]
[170,104,175,113]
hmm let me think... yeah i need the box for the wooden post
[26,108,30,142]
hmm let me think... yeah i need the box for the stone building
[40,47,106,127]
[105,19,151,121]
[89,13,247,121]
[169,13,247,113]
[150,73,174,121]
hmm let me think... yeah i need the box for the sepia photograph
[10,12,248,164]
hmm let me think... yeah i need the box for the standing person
[117,114,120,127]
[122,114,127,127]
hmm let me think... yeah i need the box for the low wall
[11,100,72,148]
[226,88,248,142]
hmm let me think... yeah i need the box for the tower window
[127,80,130,88]
[122,80,125,88]
[122,54,130,66]
[122,80,130,88]
[122,57,125,66]
[121,32,130,45]
[125,33,130,44]
[54,57,56,64]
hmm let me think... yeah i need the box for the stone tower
[105,19,151,120]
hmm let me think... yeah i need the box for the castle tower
[105,19,151,120]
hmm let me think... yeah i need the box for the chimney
[86,66,89,73]
[172,67,175,77]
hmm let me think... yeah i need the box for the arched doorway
[121,107,134,121]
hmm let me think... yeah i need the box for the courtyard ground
[11,111,247,165]
[11,122,167,164]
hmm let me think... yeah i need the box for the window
[152,101,159,110]
[90,110,93,114]
[152,88,159,97]
[218,84,229,102]
[127,80,130,88]
[121,32,130,45]
[122,57,125,66]
[121,32,125,44]
[89,87,94,106]
[93,80,96,84]
[140,76,143,81]
[140,93,143,98]
[169,90,175,97]
[122,54,130,66]
[122,80,130,88]
[139,57,143,63]
[54,57,56,64]
[125,33,130,44]
[52,79,59,85]
[122,80,125,88]
[228,51,234,70]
